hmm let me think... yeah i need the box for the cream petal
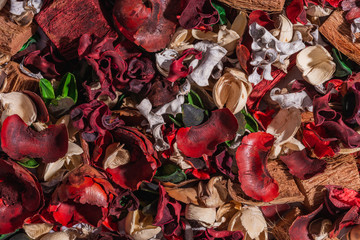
[0,92,37,125]
[125,210,161,240]
[185,204,217,227]
[23,223,53,239]
[103,143,131,169]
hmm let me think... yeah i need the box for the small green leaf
[56,72,78,103]
[39,78,55,101]
[19,37,37,52]
[154,163,187,183]
[169,113,184,128]
[0,229,20,240]
[17,158,39,168]
[212,1,228,25]
[332,48,352,78]
[241,109,258,133]
[187,90,205,109]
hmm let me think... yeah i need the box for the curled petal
[176,108,238,158]
[235,132,279,202]
[179,0,219,29]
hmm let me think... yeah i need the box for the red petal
[1,115,68,163]
[248,10,275,29]
[286,0,307,24]
[235,132,279,202]
[176,108,238,158]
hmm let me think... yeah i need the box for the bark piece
[0,6,37,56]
[217,0,285,12]
[228,160,305,206]
[296,154,360,211]
[35,0,117,60]
[1,61,39,93]
[319,10,360,65]
[272,207,302,240]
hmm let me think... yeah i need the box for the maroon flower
[48,164,116,227]
[71,100,124,142]
[126,55,155,94]
[0,158,44,234]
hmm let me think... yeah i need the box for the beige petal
[43,158,66,181]
[217,26,240,54]
[303,60,336,85]
[0,92,37,125]
[307,5,333,17]
[169,28,194,53]
[185,204,217,227]
[165,185,199,205]
[125,210,161,240]
[198,176,229,208]
[103,143,131,169]
[23,223,53,239]
[274,15,293,42]
[228,206,268,240]
[296,45,336,85]
[40,232,71,240]
[213,68,252,114]
[192,29,218,42]
[231,11,247,37]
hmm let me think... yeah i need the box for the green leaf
[0,229,20,240]
[212,1,228,25]
[169,113,184,128]
[39,78,55,101]
[17,158,39,168]
[187,90,205,109]
[56,72,78,103]
[19,37,37,52]
[154,163,187,184]
[241,109,258,133]
[332,48,352,78]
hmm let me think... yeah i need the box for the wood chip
[319,10,360,65]
[1,61,39,93]
[228,160,305,206]
[296,154,360,211]
[0,6,36,56]
[217,0,285,12]
[35,0,117,60]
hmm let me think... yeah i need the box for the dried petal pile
[1,0,360,239]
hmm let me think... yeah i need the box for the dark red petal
[330,206,360,238]
[235,132,279,202]
[260,204,291,221]
[289,204,326,240]
[279,149,327,180]
[176,108,238,158]
[179,0,219,29]
[248,10,275,29]
[106,127,159,190]
[0,158,44,234]
[1,115,68,163]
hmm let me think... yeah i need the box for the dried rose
[126,55,155,94]
[48,164,116,227]
[0,158,44,234]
